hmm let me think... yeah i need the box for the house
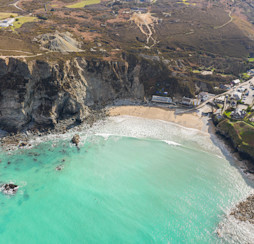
[230,100,237,108]
[198,92,209,101]
[237,87,245,93]
[219,84,231,90]
[231,108,246,119]
[182,97,200,107]
[151,95,172,104]
[232,92,242,100]
[232,79,240,85]
[198,92,214,102]
[214,96,225,104]
[201,71,213,75]
[247,69,254,76]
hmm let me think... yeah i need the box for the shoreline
[107,105,209,132]
[0,103,254,241]
[108,104,254,238]
[107,104,254,182]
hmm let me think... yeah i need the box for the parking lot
[232,78,254,106]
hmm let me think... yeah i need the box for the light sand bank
[108,106,207,131]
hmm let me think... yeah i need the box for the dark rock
[56,165,64,171]
[19,142,28,147]
[0,183,19,195]
[71,134,80,146]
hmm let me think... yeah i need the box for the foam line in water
[162,140,181,146]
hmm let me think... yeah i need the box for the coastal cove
[0,114,254,243]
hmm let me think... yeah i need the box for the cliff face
[0,56,148,132]
[0,53,198,133]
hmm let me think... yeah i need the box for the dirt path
[10,0,24,11]
[214,11,233,29]
[0,52,49,59]
[130,12,159,47]
[0,49,32,54]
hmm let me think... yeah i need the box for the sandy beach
[108,105,208,132]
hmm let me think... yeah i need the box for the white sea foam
[217,215,254,244]
[162,140,181,146]
[11,115,226,159]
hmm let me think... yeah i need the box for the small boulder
[19,142,28,148]
[56,165,64,171]
[71,134,80,146]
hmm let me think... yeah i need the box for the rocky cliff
[0,52,234,133]
[1,54,193,133]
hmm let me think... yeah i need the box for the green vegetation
[177,0,196,6]
[192,70,201,73]
[248,58,254,62]
[0,12,18,20]
[217,119,254,159]
[66,0,100,8]
[224,111,232,118]
[242,72,250,79]
[11,16,38,30]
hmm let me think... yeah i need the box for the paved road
[197,78,254,109]
[177,77,254,114]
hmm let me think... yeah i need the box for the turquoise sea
[0,116,253,244]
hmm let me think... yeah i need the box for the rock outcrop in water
[230,195,254,224]
[0,183,19,195]
[71,134,80,146]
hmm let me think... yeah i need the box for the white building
[151,95,172,104]
[237,87,245,93]
[182,97,200,106]
[214,96,225,104]
[0,18,15,28]
[232,79,240,85]
[232,92,242,100]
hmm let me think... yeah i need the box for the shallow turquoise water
[0,117,252,244]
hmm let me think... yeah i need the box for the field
[66,0,101,8]
[0,12,18,20]
[249,58,254,62]
[11,16,38,30]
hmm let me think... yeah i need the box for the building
[182,97,200,107]
[232,92,242,100]
[232,79,240,85]
[151,95,172,104]
[198,92,214,102]
[219,84,231,90]
[214,96,225,104]
[0,18,15,28]
[247,69,254,77]
[231,108,246,119]
[237,87,245,93]
[200,71,213,75]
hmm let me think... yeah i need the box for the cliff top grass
[0,13,18,20]
[220,119,254,148]
[11,16,38,30]
[66,0,101,8]
[234,121,254,147]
